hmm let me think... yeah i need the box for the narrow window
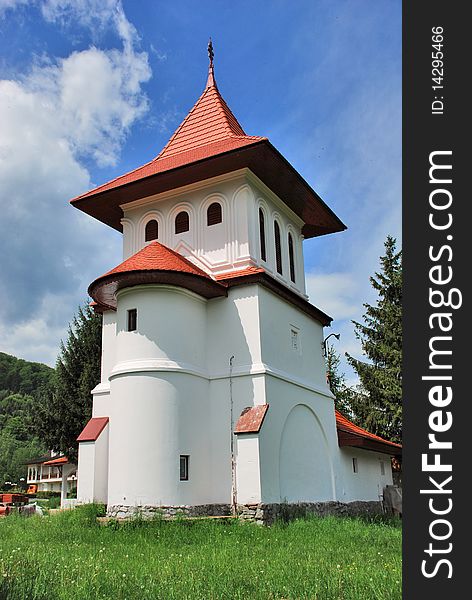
[180,455,189,481]
[259,208,266,262]
[175,211,189,234]
[207,202,222,226]
[145,219,159,242]
[291,328,299,351]
[127,308,137,332]
[288,233,296,283]
[274,221,283,274]
[380,461,385,476]
[352,457,358,473]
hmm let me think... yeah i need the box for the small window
[127,308,137,332]
[380,461,385,476]
[207,202,222,226]
[180,455,189,481]
[274,221,283,274]
[259,208,266,262]
[145,219,159,242]
[288,233,296,283]
[352,457,358,473]
[175,211,189,234]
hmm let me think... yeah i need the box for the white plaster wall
[258,376,338,504]
[236,434,261,504]
[77,442,95,503]
[100,311,116,384]
[119,171,306,296]
[258,285,329,390]
[337,449,393,502]
[93,425,109,503]
[114,286,207,373]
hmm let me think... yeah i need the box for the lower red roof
[335,410,402,455]
[234,405,269,434]
[77,417,109,442]
[43,456,69,466]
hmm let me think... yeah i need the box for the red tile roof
[335,410,402,453]
[71,68,265,204]
[234,405,269,434]
[43,456,69,466]
[103,241,212,279]
[88,241,227,308]
[215,266,265,281]
[77,417,109,442]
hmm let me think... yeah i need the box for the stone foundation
[107,503,232,520]
[237,501,384,526]
[107,500,382,524]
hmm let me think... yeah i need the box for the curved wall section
[114,285,207,372]
[107,372,210,507]
[279,404,335,502]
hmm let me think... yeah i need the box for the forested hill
[0,352,54,396]
[0,352,54,486]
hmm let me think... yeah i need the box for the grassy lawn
[0,505,401,600]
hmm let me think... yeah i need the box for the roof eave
[70,140,346,239]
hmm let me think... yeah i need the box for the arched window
[145,219,159,242]
[288,232,296,283]
[259,208,266,262]
[207,202,222,226]
[274,221,283,275]
[175,211,189,234]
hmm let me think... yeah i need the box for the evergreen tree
[346,236,402,443]
[37,303,102,461]
[325,344,354,416]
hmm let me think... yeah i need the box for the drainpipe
[229,355,237,516]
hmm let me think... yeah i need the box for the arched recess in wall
[145,219,159,242]
[273,219,283,275]
[199,193,230,267]
[287,230,296,283]
[231,184,254,263]
[279,404,335,502]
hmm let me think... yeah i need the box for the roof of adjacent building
[70,53,346,239]
[42,456,69,466]
[77,417,109,442]
[335,410,402,455]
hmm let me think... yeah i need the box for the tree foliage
[346,236,402,443]
[0,352,54,397]
[0,392,47,487]
[37,303,102,461]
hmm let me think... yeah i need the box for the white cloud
[306,272,359,321]
[0,1,151,365]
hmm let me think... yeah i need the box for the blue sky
[0,0,401,380]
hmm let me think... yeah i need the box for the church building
[72,44,401,522]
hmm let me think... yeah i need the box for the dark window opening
[259,208,266,261]
[127,309,137,332]
[145,219,159,242]
[180,455,189,481]
[288,233,296,283]
[352,457,358,473]
[175,211,189,234]
[274,221,283,274]
[207,202,222,226]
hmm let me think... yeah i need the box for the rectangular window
[352,457,358,473]
[180,455,189,481]
[380,461,385,476]
[127,309,137,332]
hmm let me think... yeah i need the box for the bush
[35,491,61,499]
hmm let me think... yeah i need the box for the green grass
[0,505,401,600]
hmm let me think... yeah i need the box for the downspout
[229,355,237,516]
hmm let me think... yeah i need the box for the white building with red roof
[74,43,401,521]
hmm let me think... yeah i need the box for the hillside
[0,352,53,487]
[0,351,54,396]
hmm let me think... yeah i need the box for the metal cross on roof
[208,38,214,66]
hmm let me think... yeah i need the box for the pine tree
[346,236,402,443]
[325,344,354,416]
[37,303,102,461]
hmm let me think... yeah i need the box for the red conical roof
[71,63,264,204]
